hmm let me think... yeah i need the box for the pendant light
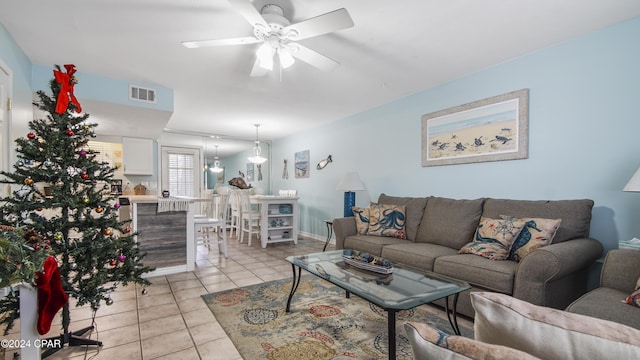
[211,145,223,173]
[248,124,267,164]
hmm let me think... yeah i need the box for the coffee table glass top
[286,250,470,310]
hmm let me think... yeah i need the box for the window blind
[168,153,194,197]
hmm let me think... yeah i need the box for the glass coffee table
[286,250,470,360]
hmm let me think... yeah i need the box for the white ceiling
[2,0,640,158]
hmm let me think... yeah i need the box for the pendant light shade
[248,124,267,164]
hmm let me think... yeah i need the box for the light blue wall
[31,64,174,112]
[0,23,33,145]
[224,144,272,194]
[271,17,640,251]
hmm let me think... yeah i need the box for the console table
[252,195,299,248]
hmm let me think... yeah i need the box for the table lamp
[624,167,640,192]
[336,172,365,217]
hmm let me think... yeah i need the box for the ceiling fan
[182,0,354,77]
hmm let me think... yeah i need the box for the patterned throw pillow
[506,217,562,261]
[367,203,407,239]
[459,217,526,260]
[625,277,640,307]
[352,206,370,235]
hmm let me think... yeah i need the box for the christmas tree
[0,64,153,355]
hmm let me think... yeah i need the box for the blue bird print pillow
[352,206,370,235]
[367,204,407,239]
[459,217,527,260]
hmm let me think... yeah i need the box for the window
[168,153,194,197]
[161,146,201,198]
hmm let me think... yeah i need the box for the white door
[0,60,11,173]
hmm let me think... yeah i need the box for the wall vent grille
[129,85,156,103]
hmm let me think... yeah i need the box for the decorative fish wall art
[316,155,333,170]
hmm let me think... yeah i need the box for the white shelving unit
[254,196,299,248]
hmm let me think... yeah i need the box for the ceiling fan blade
[182,36,261,48]
[289,43,339,72]
[285,8,354,41]
[227,0,269,29]
[250,58,269,77]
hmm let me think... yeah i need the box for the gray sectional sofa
[332,194,604,318]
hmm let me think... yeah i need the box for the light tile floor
[4,232,473,359]
[4,233,330,359]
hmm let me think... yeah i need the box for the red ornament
[66,129,75,137]
[27,133,36,139]
[81,173,89,180]
[110,260,116,267]
[124,226,131,234]
[34,244,40,251]
[53,64,82,114]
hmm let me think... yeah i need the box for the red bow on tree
[53,64,82,114]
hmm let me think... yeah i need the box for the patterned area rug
[202,276,473,360]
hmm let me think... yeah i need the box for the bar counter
[128,195,197,277]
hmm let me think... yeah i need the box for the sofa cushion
[404,321,541,360]
[459,217,527,260]
[435,254,517,294]
[416,197,485,249]
[343,235,408,257]
[506,218,561,261]
[367,203,407,239]
[472,292,640,360]
[378,193,428,241]
[566,287,640,330]
[381,243,459,272]
[481,199,593,243]
[352,206,370,235]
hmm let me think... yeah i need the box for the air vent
[129,85,156,103]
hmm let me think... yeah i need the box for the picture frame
[294,150,310,178]
[422,89,529,167]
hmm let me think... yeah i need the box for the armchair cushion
[472,292,640,360]
[404,321,540,360]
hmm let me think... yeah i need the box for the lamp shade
[336,172,365,191]
[624,168,640,192]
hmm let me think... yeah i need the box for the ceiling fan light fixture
[278,48,295,69]
[256,43,274,70]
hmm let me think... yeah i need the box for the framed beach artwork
[422,89,529,167]
[294,150,310,178]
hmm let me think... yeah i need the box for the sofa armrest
[333,217,356,250]
[513,238,603,308]
[601,248,640,292]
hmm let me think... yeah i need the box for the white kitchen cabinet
[122,137,154,175]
